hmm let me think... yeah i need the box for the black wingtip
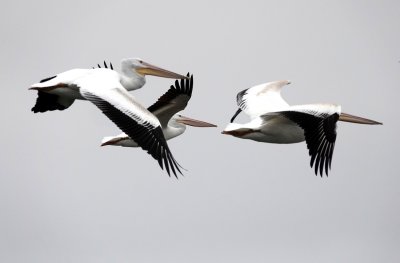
[161,149,184,179]
[189,74,193,97]
[175,79,180,90]
[95,61,114,70]
[39,75,57,83]
[31,91,72,113]
[230,108,242,123]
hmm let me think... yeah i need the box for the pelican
[101,74,217,147]
[222,80,382,176]
[29,60,188,177]
[30,58,187,113]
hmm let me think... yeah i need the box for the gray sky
[1,1,399,262]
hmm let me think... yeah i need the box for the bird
[30,58,187,113]
[222,80,382,176]
[29,59,189,177]
[101,73,217,147]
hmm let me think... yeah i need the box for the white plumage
[30,58,187,113]
[101,74,217,147]
[30,59,188,177]
[223,80,382,176]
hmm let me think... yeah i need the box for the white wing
[230,80,291,122]
[101,73,193,146]
[76,69,182,177]
[30,69,93,113]
[30,68,92,89]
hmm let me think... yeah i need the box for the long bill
[176,115,217,127]
[339,112,382,125]
[136,61,188,79]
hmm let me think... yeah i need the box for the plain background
[1,1,398,262]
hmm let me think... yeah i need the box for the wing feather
[277,110,340,176]
[231,80,290,122]
[147,73,193,127]
[31,91,75,113]
[77,70,182,177]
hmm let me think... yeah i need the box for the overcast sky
[1,1,399,262]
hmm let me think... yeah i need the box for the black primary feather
[279,111,339,177]
[32,91,68,113]
[230,108,242,123]
[147,73,193,113]
[39,75,57,83]
[230,88,248,122]
[96,61,114,70]
[82,91,182,178]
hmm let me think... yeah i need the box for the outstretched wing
[147,73,193,127]
[231,80,291,122]
[77,69,182,177]
[29,69,91,113]
[270,104,340,176]
[31,91,75,113]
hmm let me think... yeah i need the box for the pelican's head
[172,114,217,128]
[121,58,188,79]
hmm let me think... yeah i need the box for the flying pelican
[29,60,188,177]
[222,80,382,176]
[30,58,187,113]
[101,74,217,147]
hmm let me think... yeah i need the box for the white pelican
[101,74,217,147]
[30,58,187,113]
[29,61,188,177]
[222,80,382,176]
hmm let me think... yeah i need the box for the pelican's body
[101,74,217,147]
[223,80,382,176]
[30,59,188,177]
[30,58,187,113]
[226,118,304,144]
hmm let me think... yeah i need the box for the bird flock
[30,58,382,177]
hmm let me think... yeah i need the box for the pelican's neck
[164,121,186,141]
[120,67,146,91]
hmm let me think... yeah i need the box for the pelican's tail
[222,123,255,137]
[100,136,116,146]
[100,133,136,147]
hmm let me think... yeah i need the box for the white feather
[239,80,291,118]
